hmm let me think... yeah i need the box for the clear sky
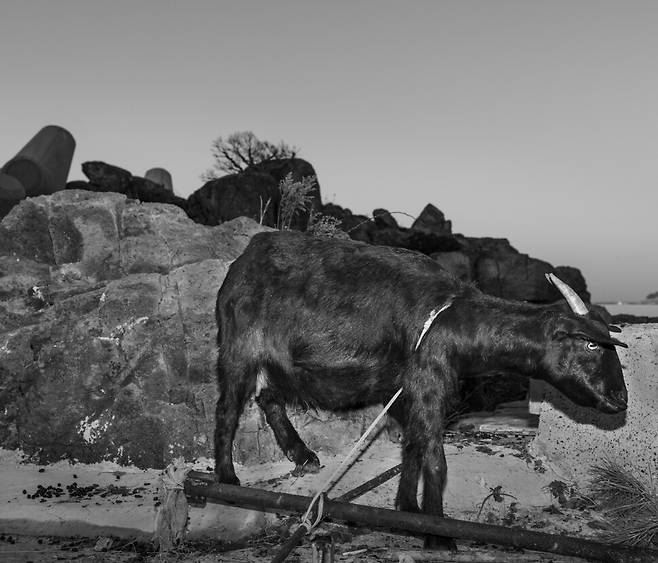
[1,1,657,302]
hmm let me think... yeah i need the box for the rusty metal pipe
[184,477,657,563]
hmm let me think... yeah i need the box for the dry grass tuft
[277,173,317,230]
[589,458,658,547]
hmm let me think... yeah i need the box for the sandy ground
[0,415,620,563]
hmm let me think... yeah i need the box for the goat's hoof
[291,451,321,476]
[424,535,457,552]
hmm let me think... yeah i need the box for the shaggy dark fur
[214,231,627,549]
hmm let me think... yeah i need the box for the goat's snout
[612,387,628,408]
[601,387,628,414]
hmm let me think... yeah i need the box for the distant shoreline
[596,301,658,306]
[598,302,658,324]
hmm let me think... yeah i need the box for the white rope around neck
[415,297,454,351]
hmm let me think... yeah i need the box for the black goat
[213,231,627,549]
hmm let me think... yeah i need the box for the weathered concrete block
[530,324,658,484]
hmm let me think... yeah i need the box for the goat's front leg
[396,440,422,513]
[404,363,457,551]
[422,437,455,550]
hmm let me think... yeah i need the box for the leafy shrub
[307,210,349,239]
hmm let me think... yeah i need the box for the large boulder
[475,249,556,302]
[246,157,322,214]
[0,190,270,468]
[81,161,131,192]
[71,161,188,213]
[451,236,590,303]
[187,172,278,226]
[411,203,452,235]
[372,208,398,230]
[188,158,322,229]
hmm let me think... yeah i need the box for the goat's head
[543,273,628,414]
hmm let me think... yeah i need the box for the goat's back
[217,230,461,331]
[215,231,464,407]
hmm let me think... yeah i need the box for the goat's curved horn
[545,273,589,315]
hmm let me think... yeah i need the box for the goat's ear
[606,336,628,348]
[586,310,622,333]
[571,330,628,349]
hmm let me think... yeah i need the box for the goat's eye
[586,341,599,351]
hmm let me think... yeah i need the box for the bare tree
[201,131,298,180]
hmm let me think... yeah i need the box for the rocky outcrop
[319,203,461,255]
[460,237,590,303]
[0,190,270,468]
[320,202,590,304]
[188,158,321,229]
[64,157,591,304]
[68,161,188,213]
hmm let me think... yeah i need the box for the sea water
[599,303,658,317]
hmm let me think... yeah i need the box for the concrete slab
[0,449,160,539]
[0,435,566,544]
[530,323,658,484]
[0,448,277,542]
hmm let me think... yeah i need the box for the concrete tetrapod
[2,125,75,197]
[0,171,26,217]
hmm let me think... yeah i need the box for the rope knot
[300,491,326,532]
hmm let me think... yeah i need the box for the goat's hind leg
[214,359,253,486]
[255,385,320,476]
